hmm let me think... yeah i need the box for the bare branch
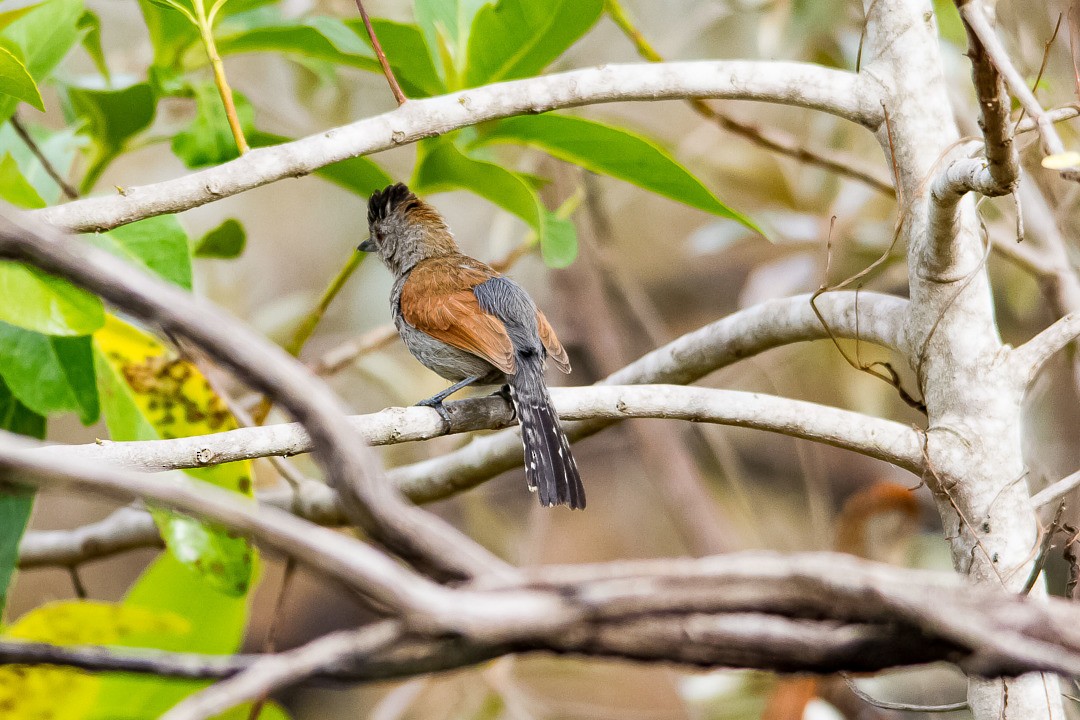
[0,208,506,581]
[33,61,882,233]
[1011,311,1080,383]
[958,1,1077,176]
[394,291,908,503]
[161,623,402,720]
[956,0,1019,194]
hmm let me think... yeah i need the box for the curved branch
[34,61,882,233]
[1010,311,1080,385]
[0,209,505,581]
[397,291,909,503]
[46,386,923,474]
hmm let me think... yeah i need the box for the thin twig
[355,0,406,105]
[9,114,79,200]
[163,623,402,720]
[842,675,968,712]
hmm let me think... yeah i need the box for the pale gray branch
[1011,312,1080,384]
[0,208,504,581]
[33,61,881,233]
[161,623,402,720]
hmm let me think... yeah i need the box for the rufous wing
[536,310,571,373]
[400,260,516,374]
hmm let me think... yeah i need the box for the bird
[360,183,585,509]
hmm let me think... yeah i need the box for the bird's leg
[490,383,515,419]
[416,375,482,428]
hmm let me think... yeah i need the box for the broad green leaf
[415,0,493,85]
[88,552,255,720]
[0,376,43,619]
[171,82,254,168]
[0,0,82,122]
[0,4,43,33]
[413,135,577,265]
[0,44,43,111]
[0,323,98,423]
[0,151,45,208]
[138,0,198,69]
[0,600,188,720]
[216,14,378,69]
[346,18,445,97]
[194,218,246,258]
[251,130,393,196]
[65,81,156,193]
[93,316,255,596]
[0,262,103,335]
[465,0,602,87]
[77,9,109,81]
[477,114,761,232]
[0,121,83,204]
[87,215,193,289]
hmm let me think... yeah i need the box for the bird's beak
[358,238,375,253]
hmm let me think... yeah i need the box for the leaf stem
[192,0,249,154]
[354,0,407,105]
[285,250,366,357]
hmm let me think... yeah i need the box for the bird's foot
[490,384,515,419]
[416,396,453,430]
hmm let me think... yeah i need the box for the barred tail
[508,357,585,509]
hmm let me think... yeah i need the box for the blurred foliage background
[4,0,1080,717]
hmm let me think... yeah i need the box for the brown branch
[9,114,79,200]
[957,0,1019,194]
[355,0,406,105]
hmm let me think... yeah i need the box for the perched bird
[360,183,585,509]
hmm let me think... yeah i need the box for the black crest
[368,183,420,225]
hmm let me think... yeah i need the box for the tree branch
[161,623,402,720]
[47,386,923,475]
[956,0,1019,194]
[1011,311,1080,384]
[33,61,882,233]
[0,208,506,581]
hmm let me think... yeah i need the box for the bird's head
[360,183,457,275]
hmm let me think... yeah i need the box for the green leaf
[346,18,445,97]
[0,262,104,335]
[0,152,45,208]
[465,0,602,87]
[65,81,157,193]
[477,114,761,232]
[0,44,43,111]
[0,4,44,33]
[93,315,255,596]
[413,135,577,265]
[216,14,377,68]
[66,81,156,152]
[77,9,109,81]
[0,375,44,619]
[0,0,82,122]
[87,552,255,720]
[0,324,98,423]
[171,82,253,168]
[414,0,493,85]
[139,0,198,69]
[87,215,193,290]
[193,218,246,258]
[251,130,393,196]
